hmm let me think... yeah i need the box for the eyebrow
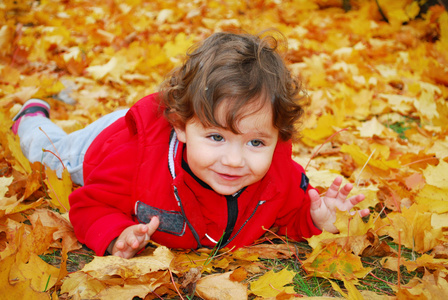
[250,129,277,140]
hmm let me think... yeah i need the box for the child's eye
[248,139,264,147]
[209,134,224,142]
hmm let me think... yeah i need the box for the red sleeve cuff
[84,213,137,256]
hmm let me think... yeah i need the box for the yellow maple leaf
[422,160,448,189]
[414,89,440,122]
[44,168,72,213]
[378,93,415,115]
[0,176,13,199]
[341,144,401,170]
[60,272,106,299]
[302,242,371,281]
[163,32,194,59]
[330,278,364,300]
[249,268,296,298]
[415,184,448,213]
[307,210,380,256]
[378,0,416,26]
[357,117,387,138]
[375,204,443,253]
[9,253,60,292]
[301,114,337,146]
[85,56,119,80]
[428,136,448,159]
[6,134,32,174]
[432,212,448,230]
[436,11,448,61]
[0,255,50,300]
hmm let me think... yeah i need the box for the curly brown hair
[158,30,308,141]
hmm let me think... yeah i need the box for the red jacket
[69,93,321,255]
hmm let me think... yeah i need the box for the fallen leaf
[28,209,81,252]
[44,168,72,213]
[422,161,448,189]
[375,204,443,253]
[302,242,372,281]
[9,253,60,292]
[249,268,296,298]
[0,255,50,300]
[81,246,174,278]
[196,271,248,300]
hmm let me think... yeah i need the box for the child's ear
[169,112,187,143]
[173,125,187,143]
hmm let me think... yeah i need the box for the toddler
[12,31,368,258]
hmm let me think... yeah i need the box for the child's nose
[221,145,244,167]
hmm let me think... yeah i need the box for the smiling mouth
[217,173,242,181]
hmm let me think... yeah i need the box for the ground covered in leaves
[1,0,448,299]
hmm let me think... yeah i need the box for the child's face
[174,101,279,195]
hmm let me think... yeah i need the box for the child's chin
[210,184,242,196]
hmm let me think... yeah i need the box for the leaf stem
[42,149,66,169]
[356,148,376,188]
[169,268,185,300]
[39,127,65,169]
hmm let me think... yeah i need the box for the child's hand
[308,177,369,233]
[108,217,160,258]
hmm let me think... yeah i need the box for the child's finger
[336,183,354,202]
[132,224,148,237]
[146,216,160,236]
[125,235,140,249]
[308,189,322,211]
[325,177,343,199]
[348,193,365,206]
[115,240,125,250]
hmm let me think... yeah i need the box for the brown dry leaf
[15,217,57,263]
[229,267,248,282]
[382,254,448,273]
[395,271,448,299]
[20,161,44,200]
[95,271,171,299]
[61,246,174,299]
[196,271,248,300]
[28,208,81,253]
[235,243,298,260]
[60,272,107,299]
[180,266,202,289]
[81,246,174,278]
